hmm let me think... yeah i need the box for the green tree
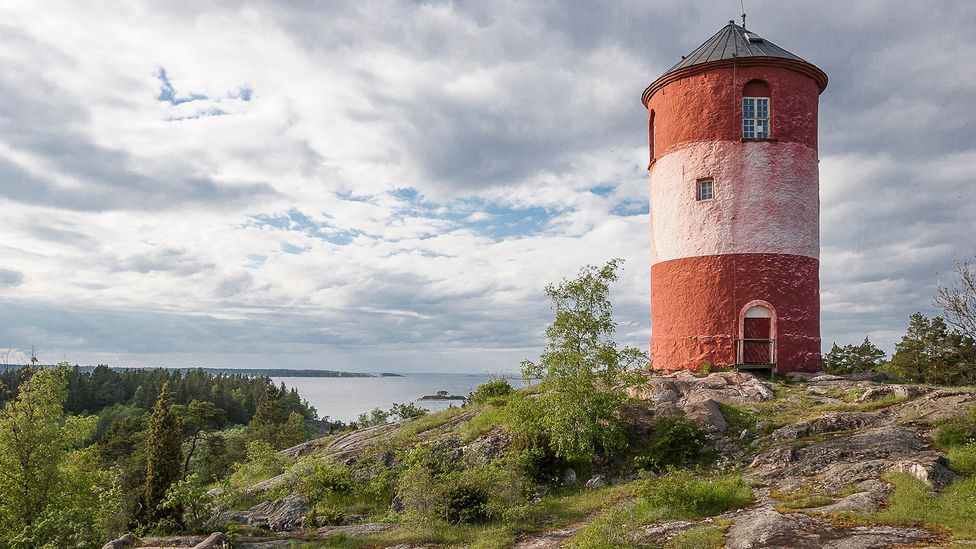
[248,385,288,444]
[176,400,225,475]
[887,313,976,385]
[822,336,887,374]
[142,382,183,526]
[0,367,121,546]
[519,259,649,465]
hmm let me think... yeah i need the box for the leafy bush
[391,402,429,421]
[293,458,354,506]
[639,469,752,519]
[159,473,218,533]
[229,440,288,488]
[443,484,489,524]
[396,442,528,525]
[634,415,714,473]
[469,379,514,405]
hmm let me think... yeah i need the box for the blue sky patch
[157,68,208,105]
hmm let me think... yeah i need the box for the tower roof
[642,21,828,104]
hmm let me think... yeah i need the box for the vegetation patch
[570,471,751,548]
[634,415,715,473]
[665,523,727,549]
[869,473,976,539]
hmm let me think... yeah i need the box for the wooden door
[743,317,772,364]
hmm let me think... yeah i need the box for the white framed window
[742,97,770,138]
[696,178,714,201]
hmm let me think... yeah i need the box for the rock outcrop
[164,372,976,548]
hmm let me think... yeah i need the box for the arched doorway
[737,301,776,366]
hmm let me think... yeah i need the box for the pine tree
[142,382,183,525]
[248,385,288,447]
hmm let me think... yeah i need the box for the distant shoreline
[0,364,402,378]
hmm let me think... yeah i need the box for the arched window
[648,110,656,163]
[742,80,770,139]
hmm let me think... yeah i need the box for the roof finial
[740,0,747,28]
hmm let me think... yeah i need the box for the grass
[459,403,513,442]
[867,473,976,539]
[393,406,468,443]
[717,402,761,438]
[293,484,638,549]
[947,443,976,474]
[665,524,727,549]
[770,483,859,512]
[569,472,752,548]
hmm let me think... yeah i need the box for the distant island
[418,390,466,401]
[0,364,402,378]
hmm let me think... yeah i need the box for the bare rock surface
[513,526,582,549]
[725,507,933,549]
[771,412,886,440]
[242,493,311,531]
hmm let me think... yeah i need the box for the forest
[0,365,318,545]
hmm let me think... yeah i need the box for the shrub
[396,443,528,525]
[229,440,287,488]
[293,458,354,506]
[391,402,429,421]
[469,379,513,405]
[443,484,489,524]
[159,473,218,533]
[634,415,714,473]
[639,469,752,519]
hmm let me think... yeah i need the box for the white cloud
[0,1,973,370]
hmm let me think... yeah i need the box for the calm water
[272,373,525,423]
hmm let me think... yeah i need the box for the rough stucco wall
[649,140,819,264]
[646,64,820,162]
[651,253,820,372]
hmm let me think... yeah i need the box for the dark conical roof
[665,21,806,74]
[642,21,827,104]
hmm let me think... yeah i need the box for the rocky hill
[106,372,976,549]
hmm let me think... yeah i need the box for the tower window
[696,178,714,201]
[743,97,770,138]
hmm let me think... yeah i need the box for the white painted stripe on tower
[650,140,819,264]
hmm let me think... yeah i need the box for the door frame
[737,300,777,364]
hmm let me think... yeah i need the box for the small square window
[696,179,714,201]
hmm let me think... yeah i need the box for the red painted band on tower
[650,253,821,373]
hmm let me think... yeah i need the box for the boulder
[585,474,606,489]
[683,398,729,433]
[561,468,577,486]
[890,456,956,489]
[244,493,311,531]
[193,533,229,549]
[101,534,139,549]
[855,385,931,403]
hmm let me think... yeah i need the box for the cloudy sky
[1,1,974,373]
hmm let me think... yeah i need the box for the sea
[271,373,526,423]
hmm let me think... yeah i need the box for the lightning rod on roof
[740,0,747,28]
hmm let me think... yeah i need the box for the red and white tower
[643,21,828,373]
